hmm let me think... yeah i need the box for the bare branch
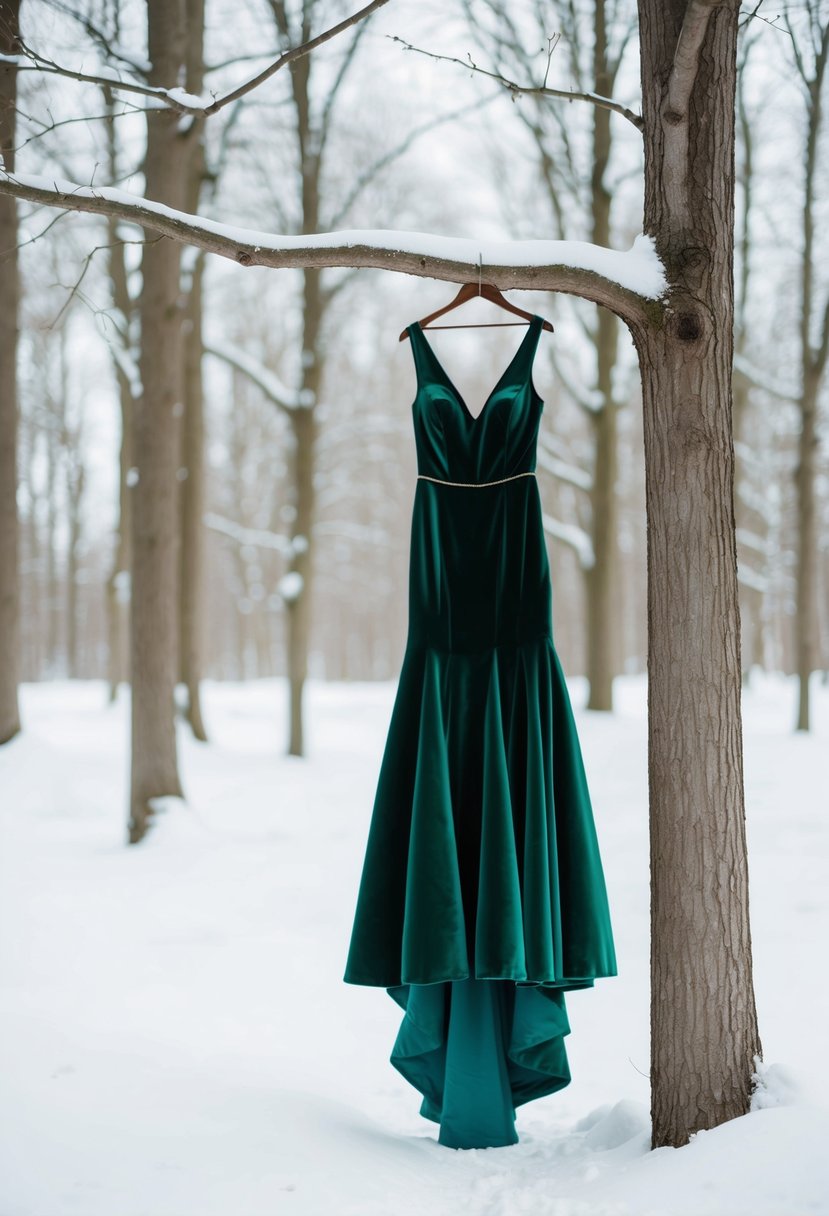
[540,511,595,567]
[535,444,593,491]
[38,0,151,75]
[6,39,193,109]
[205,339,304,416]
[389,36,644,132]
[216,0,390,115]
[0,169,667,327]
[204,512,292,554]
[3,0,391,117]
[732,352,799,402]
[328,91,503,228]
[317,13,374,153]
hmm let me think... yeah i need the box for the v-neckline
[414,315,541,426]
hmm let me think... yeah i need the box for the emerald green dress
[343,315,617,1149]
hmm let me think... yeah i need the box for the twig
[388,35,644,131]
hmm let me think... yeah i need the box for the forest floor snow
[0,672,827,1216]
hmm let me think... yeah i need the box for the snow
[542,511,595,567]
[0,671,827,1216]
[536,446,593,491]
[165,85,213,111]
[203,511,292,554]
[277,570,304,602]
[0,170,669,299]
[204,339,301,411]
[101,330,142,400]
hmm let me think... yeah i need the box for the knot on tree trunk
[671,310,704,342]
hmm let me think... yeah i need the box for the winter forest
[1,0,828,1213]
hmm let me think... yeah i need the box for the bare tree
[128,0,189,841]
[101,79,137,703]
[0,0,22,744]
[460,0,640,711]
[636,0,760,1147]
[178,0,208,742]
[786,1,829,731]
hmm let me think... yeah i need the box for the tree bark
[103,84,135,703]
[180,251,208,741]
[0,0,22,744]
[128,0,186,842]
[792,14,829,730]
[795,373,818,730]
[585,0,620,712]
[65,452,84,678]
[285,20,321,758]
[636,0,761,1147]
[178,0,208,742]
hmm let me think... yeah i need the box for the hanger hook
[478,251,482,296]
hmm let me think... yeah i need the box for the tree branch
[204,339,305,416]
[0,170,667,326]
[541,512,595,567]
[3,0,391,117]
[388,36,645,132]
[328,91,503,228]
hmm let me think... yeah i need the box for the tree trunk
[792,20,829,732]
[128,0,186,842]
[180,251,209,741]
[104,85,135,703]
[637,0,761,1148]
[286,38,322,759]
[585,0,619,712]
[177,0,208,742]
[586,311,618,710]
[65,456,84,678]
[286,276,322,756]
[794,373,818,730]
[0,0,21,744]
[105,378,132,701]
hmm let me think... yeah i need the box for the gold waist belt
[416,471,536,488]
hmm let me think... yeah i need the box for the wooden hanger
[399,279,554,342]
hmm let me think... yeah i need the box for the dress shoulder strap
[521,314,544,368]
[406,321,432,387]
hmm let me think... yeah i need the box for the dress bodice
[404,315,552,655]
[408,315,545,485]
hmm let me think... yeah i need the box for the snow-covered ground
[0,672,827,1216]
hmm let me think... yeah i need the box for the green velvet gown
[343,314,617,1149]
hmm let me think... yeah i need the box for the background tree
[0,0,22,744]
[459,0,641,711]
[128,0,189,841]
[787,0,828,732]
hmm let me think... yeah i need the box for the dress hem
[343,968,617,989]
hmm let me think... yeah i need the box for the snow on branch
[736,565,769,593]
[204,513,292,554]
[733,353,799,403]
[204,340,303,414]
[541,513,595,568]
[3,0,391,116]
[0,170,668,318]
[389,38,644,132]
[536,446,593,492]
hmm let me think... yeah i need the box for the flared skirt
[343,635,617,1142]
